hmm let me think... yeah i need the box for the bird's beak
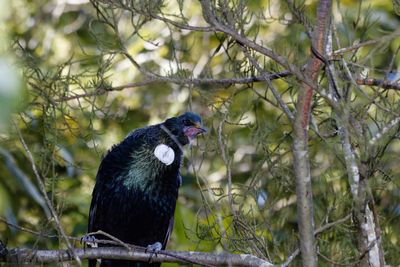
[194,122,207,134]
[184,123,207,141]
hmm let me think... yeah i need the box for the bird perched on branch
[87,112,206,267]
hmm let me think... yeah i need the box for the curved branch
[198,0,304,81]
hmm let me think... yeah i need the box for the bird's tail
[88,259,97,267]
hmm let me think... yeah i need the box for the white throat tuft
[154,144,175,165]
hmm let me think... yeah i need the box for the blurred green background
[0,0,400,266]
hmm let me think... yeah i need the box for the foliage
[0,0,400,266]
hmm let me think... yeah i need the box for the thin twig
[86,230,131,250]
[315,213,352,235]
[0,217,57,239]
[356,77,400,90]
[369,117,400,145]
[240,45,295,121]
[160,124,185,153]
[13,121,82,267]
[281,213,352,267]
[198,0,304,81]
[217,112,236,219]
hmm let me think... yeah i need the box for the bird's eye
[183,119,192,126]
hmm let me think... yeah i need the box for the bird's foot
[80,234,98,248]
[145,242,162,263]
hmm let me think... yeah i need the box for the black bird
[87,112,206,267]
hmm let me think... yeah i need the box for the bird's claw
[80,234,98,248]
[145,242,162,263]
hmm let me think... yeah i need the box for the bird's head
[163,112,207,146]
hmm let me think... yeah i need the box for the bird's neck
[121,142,183,191]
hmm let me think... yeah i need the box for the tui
[87,112,206,267]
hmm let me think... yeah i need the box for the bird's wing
[88,181,100,233]
[87,179,104,267]
[87,131,142,234]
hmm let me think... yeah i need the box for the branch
[292,1,332,267]
[240,45,295,121]
[50,56,400,104]
[356,77,400,90]
[314,213,352,236]
[0,247,273,267]
[282,213,352,267]
[0,213,352,267]
[369,116,400,145]
[150,13,214,32]
[13,122,82,266]
[53,72,291,102]
[198,0,306,81]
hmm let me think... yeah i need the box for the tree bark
[292,1,332,266]
[0,247,273,267]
